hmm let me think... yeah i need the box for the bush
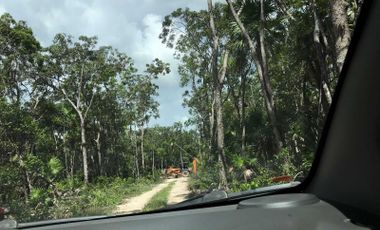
[188,165,219,193]
[11,176,161,222]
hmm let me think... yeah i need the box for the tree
[208,0,229,190]
[330,0,351,71]
[0,13,41,104]
[128,58,170,174]
[226,0,283,154]
[44,34,132,183]
[0,2,362,220]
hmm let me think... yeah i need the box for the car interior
[3,0,380,229]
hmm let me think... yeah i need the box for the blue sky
[0,0,210,126]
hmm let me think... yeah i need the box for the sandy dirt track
[167,177,190,205]
[113,177,190,214]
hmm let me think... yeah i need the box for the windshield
[0,0,361,224]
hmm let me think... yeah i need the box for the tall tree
[44,35,132,183]
[208,0,229,189]
[226,0,283,154]
[130,58,169,173]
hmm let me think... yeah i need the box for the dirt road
[113,179,170,214]
[113,177,190,215]
[167,177,190,205]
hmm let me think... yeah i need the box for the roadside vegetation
[143,182,175,212]
[162,0,360,192]
[0,0,361,223]
[12,177,160,222]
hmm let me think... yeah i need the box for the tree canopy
[0,0,361,222]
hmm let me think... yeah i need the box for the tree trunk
[227,0,283,155]
[63,140,70,178]
[216,51,230,189]
[25,169,33,195]
[95,129,102,176]
[241,82,247,153]
[209,96,216,157]
[229,70,247,153]
[259,0,283,153]
[330,0,351,71]
[80,117,89,184]
[140,124,145,173]
[19,152,33,201]
[62,131,69,178]
[22,169,32,202]
[179,149,184,169]
[152,150,155,177]
[134,127,140,178]
[70,151,75,178]
[240,73,247,153]
[241,122,246,152]
[312,0,333,106]
[208,0,229,190]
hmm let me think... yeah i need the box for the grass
[85,177,160,215]
[14,176,163,222]
[52,177,160,219]
[143,182,175,212]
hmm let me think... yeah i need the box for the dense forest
[0,0,360,223]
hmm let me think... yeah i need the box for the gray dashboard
[17,194,367,229]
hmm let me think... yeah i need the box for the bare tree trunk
[152,150,155,177]
[95,129,102,176]
[134,126,140,178]
[61,131,69,178]
[208,0,229,190]
[330,0,351,71]
[135,147,140,179]
[209,96,216,157]
[18,151,33,201]
[217,50,230,186]
[312,0,333,106]
[259,0,283,153]
[25,169,33,195]
[179,149,184,169]
[63,134,70,178]
[140,124,145,173]
[22,169,32,202]
[241,74,247,152]
[80,117,89,184]
[241,123,246,152]
[70,151,75,178]
[228,69,248,153]
[64,148,68,178]
[227,0,283,155]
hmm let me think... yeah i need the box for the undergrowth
[14,176,160,223]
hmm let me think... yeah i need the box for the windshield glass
[0,0,361,224]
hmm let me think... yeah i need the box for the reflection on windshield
[0,0,360,224]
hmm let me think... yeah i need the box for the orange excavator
[165,166,181,177]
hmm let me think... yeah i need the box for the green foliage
[48,157,63,176]
[0,0,360,222]
[10,177,159,222]
[188,166,219,192]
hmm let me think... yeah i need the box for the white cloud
[0,0,207,126]
[0,5,5,15]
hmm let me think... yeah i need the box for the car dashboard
[16,194,367,230]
